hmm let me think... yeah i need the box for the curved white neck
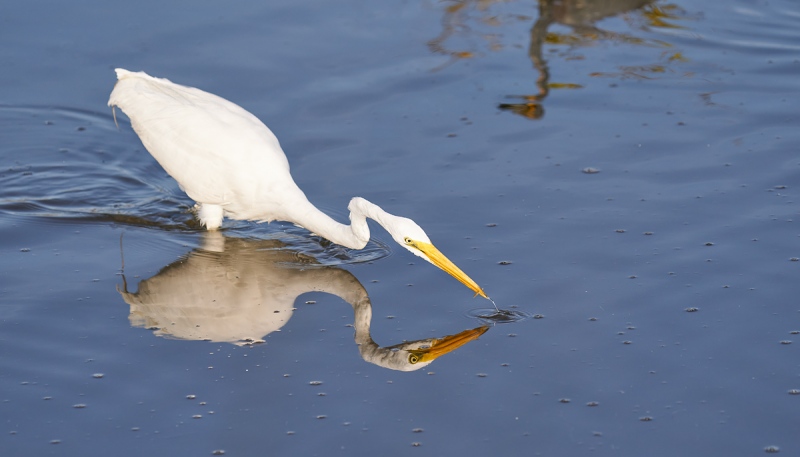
[284,197,392,250]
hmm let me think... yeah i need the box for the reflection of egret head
[118,233,490,370]
[388,326,489,370]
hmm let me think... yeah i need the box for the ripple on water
[466,307,531,324]
[0,105,391,266]
[0,105,192,229]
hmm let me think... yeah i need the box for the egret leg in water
[108,69,492,301]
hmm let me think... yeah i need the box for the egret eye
[404,237,413,245]
[408,353,420,364]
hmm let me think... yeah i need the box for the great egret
[109,69,489,299]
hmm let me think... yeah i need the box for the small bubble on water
[186,394,197,400]
[639,416,653,422]
[615,229,626,233]
[20,248,30,253]
[316,415,327,420]
[582,167,600,174]
[192,415,202,419]
[685,307,699,312]
[73,404,87,409]
[305,300,316,305]
[790,257,799,262]
[92,373,104,379]
[704,242,714,246]
[787,389,800,395]
[764,445,780,453]
[50,439,61,444]
[559,398,571,403]
[476,373,488,378]
[780,340,792,345]
[586,401,599,407]
[498,260,512,265]
[212,450,226,455]
[412,428,424,433]
[309,381,323,386]
[411,442,422,447]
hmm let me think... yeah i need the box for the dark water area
[1,1,799,456]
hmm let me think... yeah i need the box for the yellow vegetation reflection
[428,0,692,119]
[118,232,489,372]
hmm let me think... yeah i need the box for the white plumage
[109,68,488,299]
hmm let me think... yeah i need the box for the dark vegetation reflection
[118,232,489,372]
[429,0,690,119]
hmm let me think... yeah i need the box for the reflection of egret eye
[408,353,420,364]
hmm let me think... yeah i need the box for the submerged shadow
[118,232,489,371]
[429,0,689,119]
[500,0,658,119]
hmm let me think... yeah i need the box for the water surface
[1,0,799,456]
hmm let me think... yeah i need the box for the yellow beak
[409,326,490,364]
[414,240,488,299]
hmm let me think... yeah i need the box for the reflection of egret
[118,233,488,371]
[108,69,488,300]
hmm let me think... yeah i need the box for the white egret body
[108,69,487,298]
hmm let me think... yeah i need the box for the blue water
[1,0,799,455]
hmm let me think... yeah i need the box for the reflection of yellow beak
[414,241,488,299]
[409,326,490,364]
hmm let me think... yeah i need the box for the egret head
[383,215,488,299]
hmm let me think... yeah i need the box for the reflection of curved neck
[350,294,419,371]
[316,272,390,366]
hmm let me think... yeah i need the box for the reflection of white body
[119,233,487,371]
[108,69,487,299]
